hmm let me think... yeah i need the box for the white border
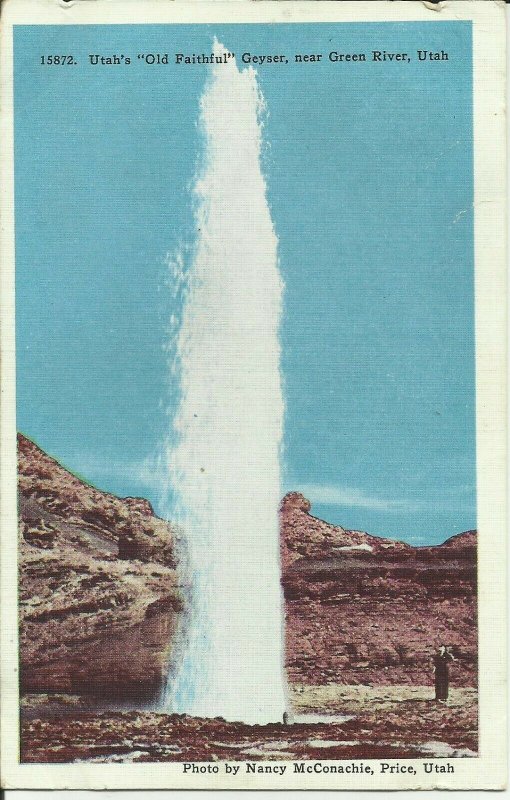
[0,0,507,790]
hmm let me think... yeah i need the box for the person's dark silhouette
[434,645,455,701]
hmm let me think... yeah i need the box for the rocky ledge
[18,433,182,699]
[280,492,477,688]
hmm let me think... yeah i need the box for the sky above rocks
[14,22,475,544]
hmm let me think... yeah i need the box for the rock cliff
[18,437,477,701]
[18,434,181,699]
[280,493,477,688]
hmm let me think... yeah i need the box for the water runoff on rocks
[163,41,287,725]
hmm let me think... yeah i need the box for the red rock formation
[18,437,477,701]
[18,434,181,699]
[280,493,477,688]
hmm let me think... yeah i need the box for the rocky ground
[21,685,477,763]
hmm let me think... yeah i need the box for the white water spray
[165,42,287,724]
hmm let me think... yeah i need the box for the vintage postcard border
[1,0,506,790]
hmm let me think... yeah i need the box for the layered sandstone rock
[280,493,477,688]
[18,434,181,699]
[18,436,477,701]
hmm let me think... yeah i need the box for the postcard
[0,0,506,790]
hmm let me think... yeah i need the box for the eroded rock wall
[280,493,477,687]
[18,434,181,699]
[18,438,477,699]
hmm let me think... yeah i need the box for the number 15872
[40,55,77,65]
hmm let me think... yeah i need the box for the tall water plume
[165,41,287,724]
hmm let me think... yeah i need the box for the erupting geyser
[165,41,287,724]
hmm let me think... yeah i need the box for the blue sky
[14,22,475,544]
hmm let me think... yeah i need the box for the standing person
[434,645,455,701]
